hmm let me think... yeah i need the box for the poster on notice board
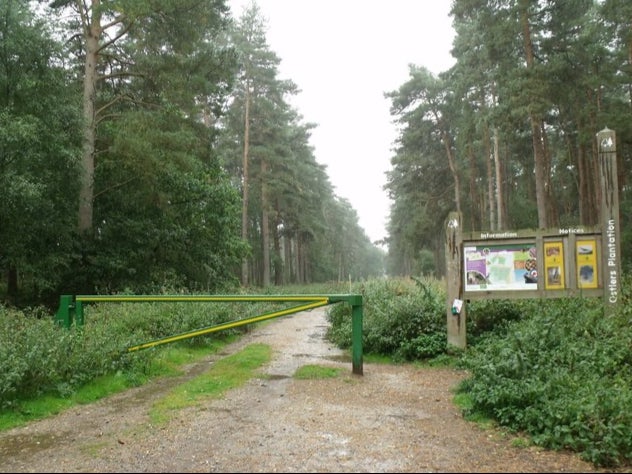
[544,241,565,290]
[576,239,598,289]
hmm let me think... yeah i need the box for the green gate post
[350,295,363,375]
[75,300,85,326]
[54,295,74,328]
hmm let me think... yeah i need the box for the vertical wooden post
[596,127,621,308]
[445,212,466,349]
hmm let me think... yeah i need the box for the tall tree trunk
[529,119,549,228]
[273,211,283,285]
[541,124,558,226]
[445,141,462,215]
[296,235,304,284]
[78,1,101,233]
[284,234,294,284]
[435,113,462,215]
[337,251,344,282]
[519,0,549,229]
[240,84,251,286]
[628,22,632,113]
[301,236,310,283]
[260,159,270,287]
[284,233,295,284]
[466,144,479,231]
[493,128,505,230]
[500,140,509,229]
[476,85,494,231]
[483,124,495,230]
[292,234,299,283]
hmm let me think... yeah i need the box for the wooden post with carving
[445,212,466,349]
[597,127,621,309]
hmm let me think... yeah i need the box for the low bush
[0,293,281,410]
[457,296,632,468]
[327,276,446,361]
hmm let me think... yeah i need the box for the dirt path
[0,308,614,473]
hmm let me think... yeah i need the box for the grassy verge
[149,343,272,425]
[0,339,235,432]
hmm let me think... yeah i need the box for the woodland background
[1,0,630,308]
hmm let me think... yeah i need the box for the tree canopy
[1,0,630,305]
[0,0,384,307]
[385,0,631,276]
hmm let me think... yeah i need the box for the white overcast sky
[228,0,456,245]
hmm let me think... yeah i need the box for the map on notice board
[464,243,538,291]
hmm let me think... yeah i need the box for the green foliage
[466,298,534,344]
[457,296,632,468]
[327,276,447,361]
[0,296,278,412]
[386,0,632,274]
[62,106,248,296]
[0,337,226,431]
[0,285,353,418]
[0,1,81,306]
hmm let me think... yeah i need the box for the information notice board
[461,229,604,300]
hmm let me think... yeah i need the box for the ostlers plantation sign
[444,128,622,350]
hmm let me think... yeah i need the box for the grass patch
[0,339,233,432]
[149,343,272,425]
[510,436,532,448]
[0,395,75,431]
[293,364,342,380]
[453,391,497,430]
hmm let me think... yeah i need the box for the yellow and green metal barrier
[55,294,364,375]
